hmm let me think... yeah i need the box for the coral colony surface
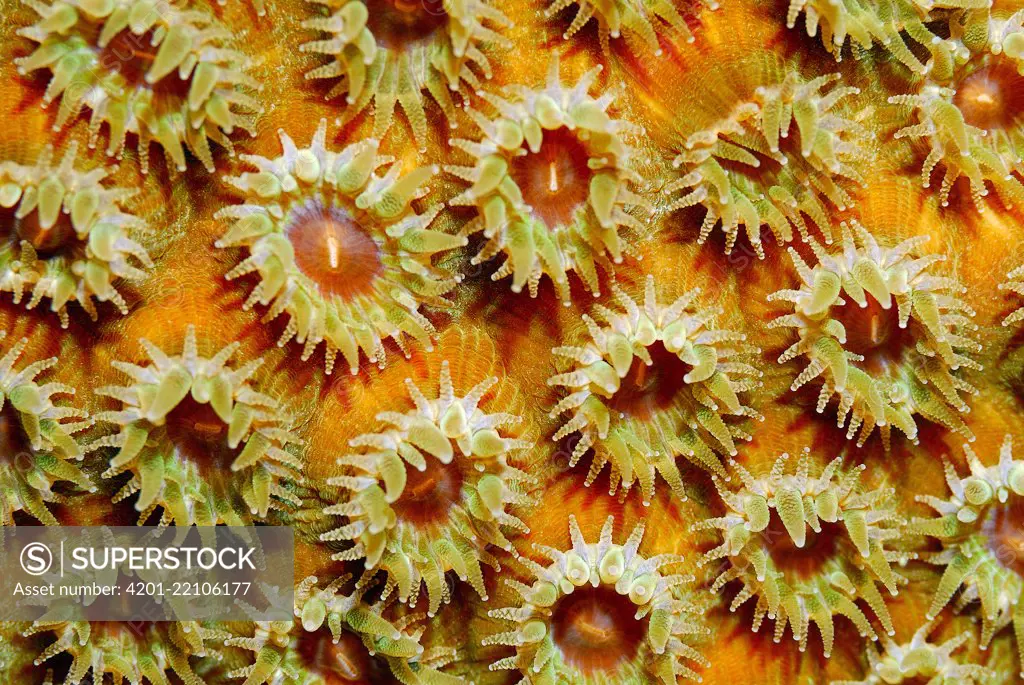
[5,0,1024,682]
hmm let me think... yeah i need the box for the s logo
[20,542,53,576]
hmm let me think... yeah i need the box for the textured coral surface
[1,0,1024,683]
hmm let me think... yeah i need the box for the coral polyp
[783,0,952,74]
[992,11,1024,78]
[694,451,909,656]
[0,333,93,525]
[0,143,152,326]
[545,0,715,54]
[226,614,446,685]
[883,8,1024,210]
[280,575,463,684]
[831,616,994,685]
[92,325,303,526]
[666,72,869,258]
[26,620,216,685]
[786,0,1024,83]
[216,119,464,375]
[15,0,262,172]
[549,275,761,504]
[769,221,980,448]
[912,436,1024,675]
[1001,265,1024,327]
[320,360,534,615]
[301,0,511,150]
[447,60,650,303]
[889,82,1024,211]
[483,515,709,684]
[226,578,454,684]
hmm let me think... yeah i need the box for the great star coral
[483,515,710,684]
[26,620,217,685]
[92,324,304,526]
[769,220,979,448]
[447,59,650,303]
[301,0,512,150]
[216,118,464,375]
[1,0,1024,682]
[320,358,534,615]
[546,0,717,54]
[0,331,93,525]
[665,70,871,258]
[15,0,262,172]
[549,274,761,504]
[0,142,152,326]
[695,450,910,657]
[831,614,995,685]
[912,436,1024,676]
